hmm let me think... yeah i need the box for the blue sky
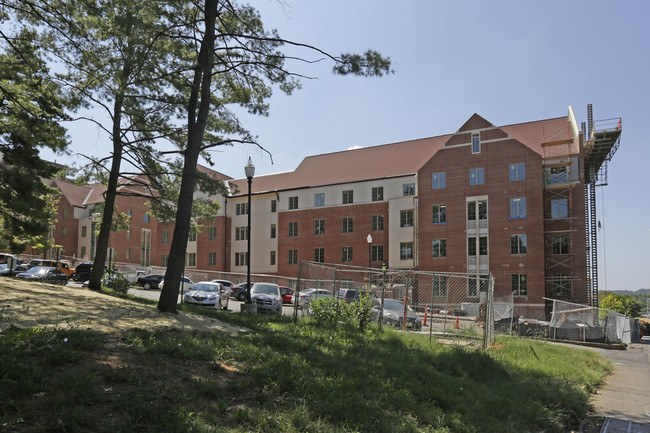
[45,1,649,291]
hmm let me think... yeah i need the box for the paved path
[585,338,650,432]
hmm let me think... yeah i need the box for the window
[188,231,197,242]
[80,246,87,258]
[235,252,248,267]
[468,236,488,256]
[467,200,487,221]
[61,227,67,238]
[342,190,353,204]
[551,198,568,219]
[140,229,151,267]
[400,209,414,227]
[468,275,488,297]
[551,234,570,255]
[510,197,526,219]
[432,239,447,258]
[235,226,248,241]
[342,246,353,263]
[208,252,217,266]
[125,248,130,260]
[288,221,298,237]
[314,248,325,263]
[288,249,298,265]
[372,186,384,202]
[400,242,413,260]
[314,219,325,235]
[547,166,568,184]
[161,253,168,267]
[208,226,217,241]
[270,251,276,266]
[270,224,276,239]
[314,193,325,207]
[62,208,67,218]
[432,172,446,189]
[403,183,415,196]
[186,252,196,267]
[511,274,528,297]
[549,275,572,297]
[432,204,447,224]
[271,200,277,213]
[161,230,169,243]
[342,217,353,233]
[236,203,248,215]
[127,210,132,217]
[433,275,447,297]
[81,226,87,238]
[472,133,480,154]
[511,234,527,254]
[469,168,484,185]
[289,196,298,210]
[371,245,383,262]
[372,214,384,231]
[510,163,525,181]
[143,213,150,223]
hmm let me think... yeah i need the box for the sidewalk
[586,338,650,432]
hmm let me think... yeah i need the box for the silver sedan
[183,281,231,310]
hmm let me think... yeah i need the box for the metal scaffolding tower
[583,104,621,307]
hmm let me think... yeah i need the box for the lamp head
[244,157,255,179]
[367,234,372,244]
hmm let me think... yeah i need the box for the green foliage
[308,294,373,331]
[102,271,131,293]
[600,293,642,317]
[0,30,72,251]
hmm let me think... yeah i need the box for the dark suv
[343,289,375,303]
[73,263,93,282]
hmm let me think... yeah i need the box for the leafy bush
[308,294,373,331]
[102,271,130,293]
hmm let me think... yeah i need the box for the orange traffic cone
[455,316,460,329]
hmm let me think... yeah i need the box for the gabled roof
[50,180,94,208]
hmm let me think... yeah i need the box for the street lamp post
[245,157,255,305]
[367,234,372,290]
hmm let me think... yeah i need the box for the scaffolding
[582,104,622,307]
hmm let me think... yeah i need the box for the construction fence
[295,261,501,348]
[518,298,639,345]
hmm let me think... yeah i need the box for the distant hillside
[607,289,650,296]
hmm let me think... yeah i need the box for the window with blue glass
[314,193,325,207]
[402,183,415,196]
[432,172,446,189]
[551,198,568,219]
[510,197,526,219]
[509,163,525,181]
[469,168,484,185]
[472,134,480,154]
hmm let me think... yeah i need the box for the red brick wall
[417,135,547,303]
[196,215,230,271]
[54,197,78,258]
[277,202,389,277]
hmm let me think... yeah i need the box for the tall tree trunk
[88,91,124,290]
[157,0,217,313]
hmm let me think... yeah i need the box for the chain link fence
[516,298,637,344]
[295,261,497,348]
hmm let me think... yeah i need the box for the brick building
[43,106,620,318]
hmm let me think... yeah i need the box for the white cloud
[347,145,364,150]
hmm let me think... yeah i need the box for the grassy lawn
[0,295,612,433]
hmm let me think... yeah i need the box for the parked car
[279,286,294,304]
[27,259,75,278]
[183,281,231,310]
[211,279,234,290]
[292,288,333,307]
[370,299,422,331]
[303,290,334,314]
[0,263,29,277]
[250,283,282,314]
[137,274,165,290]
[159,277,195,292]
[72,263,94,282]
[231,282,252,301]
[342,289,375,303]
[15,266,69,285]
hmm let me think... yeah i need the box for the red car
[280,286,294,304]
